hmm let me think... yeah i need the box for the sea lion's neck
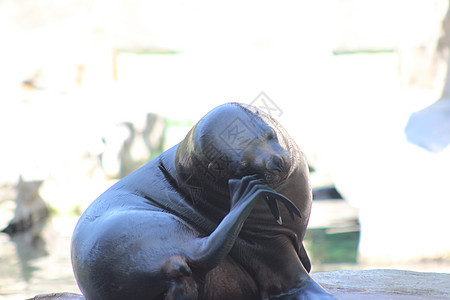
[174,127,235,208]
[161,145,231,222]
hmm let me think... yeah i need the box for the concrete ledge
[312,269,450,300]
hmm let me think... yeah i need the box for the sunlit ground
[1,51,449,299]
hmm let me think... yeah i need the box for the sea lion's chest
[203,256,259,300]
[200,233,302,300]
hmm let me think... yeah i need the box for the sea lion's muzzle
[240,150,289,186]
[263,158,288,185]
[266,154,286,173]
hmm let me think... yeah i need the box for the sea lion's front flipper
[299,243,311,273]
[190,176,291,271]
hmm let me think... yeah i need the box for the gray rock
[312,269,450,299]
[2,176,48,234]
[28,269,450,299]
[100,112,166,179]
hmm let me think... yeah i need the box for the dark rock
[312,185,343,200]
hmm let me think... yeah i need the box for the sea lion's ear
[207,162,217,171]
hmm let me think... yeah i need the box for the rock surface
[1,177,48,234]
[312,269,450,299]
[28,269,450,299]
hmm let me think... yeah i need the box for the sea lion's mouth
[264,172,275,183]
[263,171,289,189]
[230,149,291,188]
[264,156,290,186]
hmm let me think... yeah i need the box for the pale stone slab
[27,269,450,299]
[313,269,450,300]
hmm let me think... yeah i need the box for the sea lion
[71,102,336,299]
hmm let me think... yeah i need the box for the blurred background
[1,0,450,298]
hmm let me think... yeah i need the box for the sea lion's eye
[266,128,276,140]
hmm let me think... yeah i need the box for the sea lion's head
[175,103,298,199]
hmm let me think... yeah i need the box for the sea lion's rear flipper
[263,189,302,225]
[277,277,337,300]
[231,176,301,225]
[190,176,301,271]
[266,191,302,221]
[265,196,282,224]
[299,243,311,273]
